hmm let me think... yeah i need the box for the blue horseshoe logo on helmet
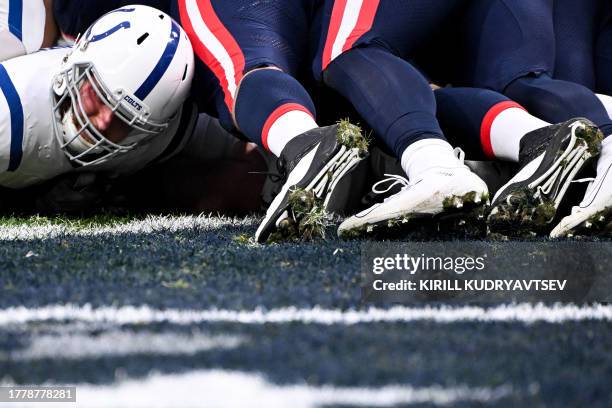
[86,8,135,42]
[89,21,131,42]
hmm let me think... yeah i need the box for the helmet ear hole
[137,33,149,45]
[159,14,165,20]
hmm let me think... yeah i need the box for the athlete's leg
[315,0,469,180]
[434,86,604,236]
[315,0,489,237]
[176,0,369,242]
[435,88,549,162]
[505,74,612,136]
[234,68,317,156]
[457,0,612,136]
[323,46,454,180]
[175,0,320,155]
[552,5,612,237]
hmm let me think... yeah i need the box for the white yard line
[2,370,516,408]
[1,303,611,326]
[1,331,244,361]
[0,214,255,241]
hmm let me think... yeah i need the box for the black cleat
[488,118,603,236]
[255,121,368,243]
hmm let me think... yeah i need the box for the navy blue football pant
[456,0,612,136]
[314,0,464,157]
[555,0,612,96]
[434,88,525,160]
[323,46,446,159]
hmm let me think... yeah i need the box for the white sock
[486,107,549,162]
[264,109,318,157]
[596,94,612,119]
[400,139,462,181]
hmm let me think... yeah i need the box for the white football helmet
[52,5,194,166]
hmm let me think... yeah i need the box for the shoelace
[249,157,287,183]
[371,147,467,198]
[454,147,466,164]
[572,177,596,184]
[249,158,287,207]
[371,174,412,196]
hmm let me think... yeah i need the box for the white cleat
[551,136,612,238]
[338,149,489,239]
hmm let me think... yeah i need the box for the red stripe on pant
[342,0,380,53]
[178,0,245,113]
[322,0,380,71]
[322,0,349,72]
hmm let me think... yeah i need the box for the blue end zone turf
[0,215,610,406]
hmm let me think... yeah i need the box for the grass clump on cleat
[441,191,490,236]
[488,118,603,237]
[289,189,332,240]
[580,208,612,237]
[267,189,332,242]
[337,223,373,240]
[298,206,332,241]
[442,191,487,210]
[487,191,557,237]
[288,187,317,215]
[578,123,604,156]
[336,119,370,155]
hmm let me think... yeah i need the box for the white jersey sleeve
[0,48,73,189]
[0,0,46,61]
[0,47,191,189]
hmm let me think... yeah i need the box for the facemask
[60,108,103,155]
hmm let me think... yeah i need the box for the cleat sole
[557,207,612,238]
[339,191,490,240]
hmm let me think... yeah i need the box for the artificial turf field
[0,214,611,407]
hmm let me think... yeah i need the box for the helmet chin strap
[61,108,103,155]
